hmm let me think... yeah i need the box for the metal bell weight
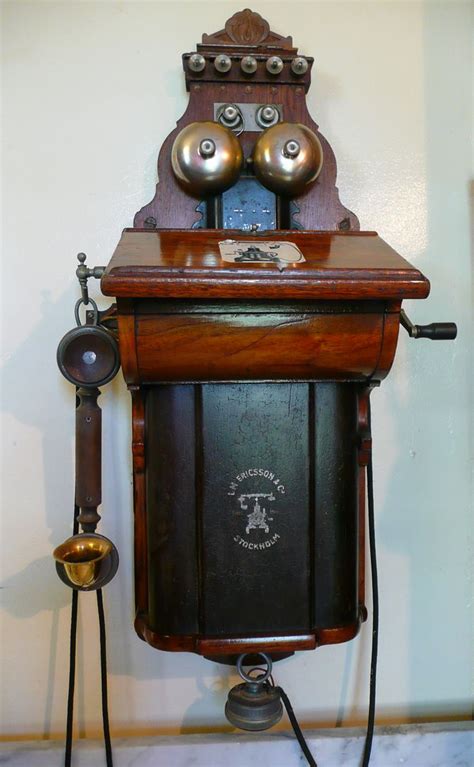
[225,654,283,732]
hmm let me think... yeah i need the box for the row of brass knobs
[171,120,323,196]
[188,53,308,76]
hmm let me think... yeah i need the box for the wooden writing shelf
[102,229,430,301]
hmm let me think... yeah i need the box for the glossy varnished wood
[102,229,430,301]
[135,616,363,655]
[124,302,401,383]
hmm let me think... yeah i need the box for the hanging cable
[276,685,317,767]
[361,400,378,766]
[63,507,114,766]
[64,504,79,767]
[271,399,378,767]
[64,588,78,767]
[97,588,113,767]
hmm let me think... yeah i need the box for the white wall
[1,0,472,741]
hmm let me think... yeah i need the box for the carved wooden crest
[201,8,294,50]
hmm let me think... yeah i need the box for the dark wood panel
[131,387,148,616]
[146,386,199,635]
[313,384,359,628]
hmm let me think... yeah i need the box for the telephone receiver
[54,290,119,590]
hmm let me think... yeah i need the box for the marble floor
[1,722,472,766]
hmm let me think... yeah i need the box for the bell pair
[171,120,323,198]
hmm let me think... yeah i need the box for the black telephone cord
[274,400,378,767]
[361,400,378,766]
[64,507,113,766]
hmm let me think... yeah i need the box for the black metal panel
[146,385,199,634]
[220,177,277,230]
[200,384,311,635]
[313,383,359,627]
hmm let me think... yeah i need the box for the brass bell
[225,653,283,731]
[171,121,243,197]
[252,122,323,196]
[54,533,119,590]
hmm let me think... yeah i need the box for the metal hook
[237,653,273,684]
[74,297,98,327]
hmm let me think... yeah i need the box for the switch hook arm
[76,253,105,305]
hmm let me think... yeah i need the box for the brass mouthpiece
[53,533,118,590]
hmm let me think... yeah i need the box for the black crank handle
[400,309,457,340]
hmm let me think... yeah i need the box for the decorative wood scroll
[201,8,294,50]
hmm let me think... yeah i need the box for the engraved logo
[228,468,285,550]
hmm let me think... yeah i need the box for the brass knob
[171,121,243,196]
[252,122,323,196]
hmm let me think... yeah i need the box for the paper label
[219,240,305,271]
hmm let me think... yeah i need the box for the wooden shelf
[101,229,430,301]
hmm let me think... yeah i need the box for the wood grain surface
[102,229,430,300]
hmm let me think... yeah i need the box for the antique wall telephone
[53,9,457,766]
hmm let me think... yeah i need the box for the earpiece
[171,121,243,197]
[57,324,120,388]
[252,122,323,196]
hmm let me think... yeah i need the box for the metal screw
[283,140,300,158]
[82,351,97,365]
[219,104,242,129]
[224,105,238,121]
[199,138,216,158]
[262,106,276,122]
[255,104,279,129]
[266,56,283,75]
[188,53,205,72]
[291,57,308,75]
[241,56,257,74]
[214,54,232,73]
